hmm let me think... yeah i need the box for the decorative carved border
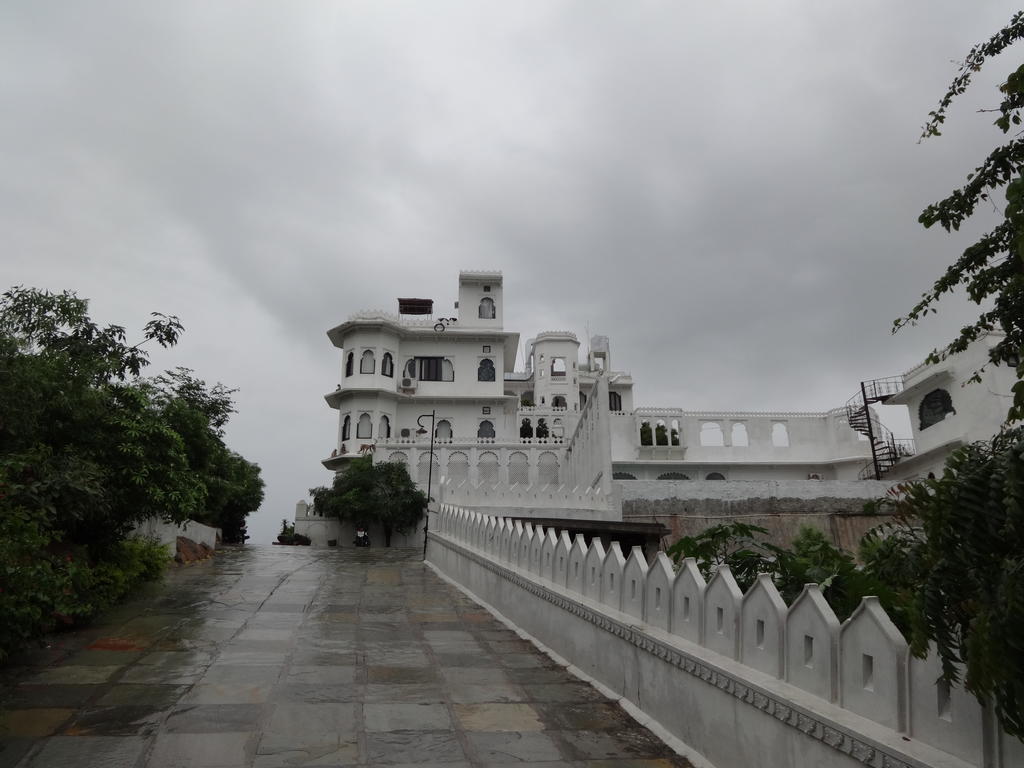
[429,532,916,768]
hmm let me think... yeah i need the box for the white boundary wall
[426,503,1023,768]
[132,517,220,550]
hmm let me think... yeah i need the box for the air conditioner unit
[400,428,411,438]
[807,473,823,480]
[400,377,416,391]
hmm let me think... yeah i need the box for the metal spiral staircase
[845,377,915,480]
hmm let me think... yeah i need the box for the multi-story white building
[294,271,1013,545]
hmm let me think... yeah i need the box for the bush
[0,509,170,663]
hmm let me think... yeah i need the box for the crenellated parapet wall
[426,503,1023,768]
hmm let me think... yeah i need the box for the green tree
[0,287,264,659]
[310,457,426,547]
[878,14,1024,739]
[863,428,1024,738]
[896,12,1024,421]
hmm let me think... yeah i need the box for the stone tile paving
[0,547,692,768]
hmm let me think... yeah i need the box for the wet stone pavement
[0,547,691,768]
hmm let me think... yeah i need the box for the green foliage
[896,12,1024,421]
[0,507,169,663]
[310,457,427,546]
[665,522,898,625]
[862,427,1024,738]
[0,288,264,552]
[0,286,262,660]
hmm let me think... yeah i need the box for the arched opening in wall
[520,418,534,439]
[435,419,453,441]
[579,391,588,409]
[639,420,653,445]
[521,390,534,406]
[378,415,391,439]
[771,422,789,447]
[919,389,956,430]
[441,359,455,381]
[417,452,439,485]
[655,419,669,445]
[381,353,394,377]
[731,423,749,447]
[613,472,637,480]
[535,418,549,439]
[447,452,469,484]
[387,451,407,465]
[477,359,495,381]
[538,452,559,486]
[670,419,681,445]
[658,472,690,480]
[341,414,351,441]
[404,359,415,378]
[706,472,726,480]
[345,352,354,377]
[477,420,495,439]
[551,358,567,377]
[609,391,622,411]
[700,422,725,447]
[478,451,499,485]
[356,413,373,439]
[508,451,529,485]
[360,350,375,374]
[478,297,496,319]
[552,395,567,409]
[552,418,564,438]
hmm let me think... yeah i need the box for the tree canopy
[896,11,1024,421]
[0,287,264,553]
[310,457,426,546]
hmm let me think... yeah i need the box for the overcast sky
[3,2,1019,545]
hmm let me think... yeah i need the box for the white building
[295,271,1013,545]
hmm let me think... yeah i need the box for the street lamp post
[416,411,436,559]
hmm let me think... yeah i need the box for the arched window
[387,451,407,465]
[579,392,588,409]
[404,359,416,378]
[656,419,669,446]
[700,422,724,446]
[520,419,533,439]
[552,418,564,438]
[731,423,749,447]
[613,472,637,480]
[706,472,726,480]
[379,415,391,439]
[417,452,439,485]
[551,358,566,377]
[341,414,351,440]
[447,452,469,484]
[538,452,559,486]
[658,472,690,480]
[381,353,394,377]
[478,451,499,484]
[640,420,652,445]
[919,389,956,430]
[609,391,622,411]
[508,452,529,484]
[477,420,495,439]
[345,352,354,377]
[360,350,375,374]
[356,413,372,439]
[435,419,452,440]
[478,297,496,319]
[536,418,549,438]
[771,422,789,447]
[442,359,455,381]
[477,359,495,382]
[552,395,567,409]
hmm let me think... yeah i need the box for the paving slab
[0,546,691,767]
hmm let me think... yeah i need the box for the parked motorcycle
[353,526,371,547]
